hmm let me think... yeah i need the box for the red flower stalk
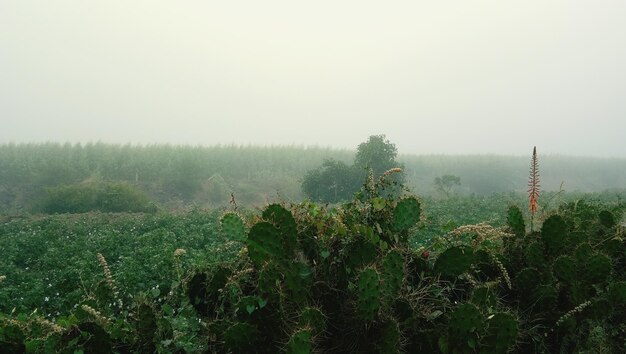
[528,146,540,215]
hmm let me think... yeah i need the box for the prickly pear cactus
[513,268,541,294]
[381,249,404,299]
[574,243,594,264]
[392,197,421,233]
[376,319,401,354]
[284,262,313,304]
[507,205,526,237]
[608,281,626,306]
[434,246,474,278]
[257,261,281,297]
[299,307,326,335]
[188,266,231,317]
[541,215,568,257]
[221,212,246,241]
[345,239,378,270]
[524,241,545,269]
[236,295,268,321]
[598,210,616,228]
[552,255,576,284]
[583,254,612,284]
[470,286,497,311]
[356,267,381,321]
[286,328,313,354]
[247,222,285,267]
[77,322,112,354]
[262,204,298,254]
[224,322,259,353]
[533,285,558,314]
[445,303,485,353]
[482,313,518,354]
[136,303,157,353]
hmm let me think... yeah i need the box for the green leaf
[372,198,386,211]
[246,305,256,315]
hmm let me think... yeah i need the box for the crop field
[1,181,625,352]
[1,142,626,353]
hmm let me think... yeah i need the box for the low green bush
[40,182,157,214]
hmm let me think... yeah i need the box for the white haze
[1,1,625,157]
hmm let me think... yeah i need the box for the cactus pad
[247,222,284,267]
[482,313,518,354]
[434,246,474,277]
[447,303,485,348]
[299,307,326,335]
[224,322,259,353]
[136,303,157,352]
[286,328,313,354]
[583,254,612,284]
[552,255,576,284]
[574,243,593,263]
[507,205,526,237]
[513,268,541,293]
[598,210,616,228]
[524,241,545,269]
[221,212,246,241]
[356,267,381,321]
[285,262,313,304]
[470,286,497,310]
[377,319,401,354]
[608,281,626,306]
[263,204,298,254]
[381,249,404,298]
[392,197,421,232]
[541,215,567,256]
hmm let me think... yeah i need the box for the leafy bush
[302,134,405,203]
[40,182,157,214]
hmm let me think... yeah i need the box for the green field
[1,144,626,353]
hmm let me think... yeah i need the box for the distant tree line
[0,142,625,213]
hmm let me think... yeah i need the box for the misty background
[2,1,626,157]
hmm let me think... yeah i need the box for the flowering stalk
[528,146,540,231]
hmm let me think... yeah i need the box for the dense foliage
[1,173,624,353]
[301,135,405,203]
[40,182,157,214]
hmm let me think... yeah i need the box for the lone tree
[434,174,461,198]
[354,134,401,178]
[302,134,404,203]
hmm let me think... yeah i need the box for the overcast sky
[1,1,625,157]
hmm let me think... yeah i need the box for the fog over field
[2,1,626,157]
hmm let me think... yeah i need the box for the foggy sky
[1,1,625,157]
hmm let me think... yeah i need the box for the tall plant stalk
[528,146,540,231]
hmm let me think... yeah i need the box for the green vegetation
[301,134,404,203]
[434,174,462,198]
[1,141,626,352]
[3,142,625,213]
[40,181,156,214]
[1,168,625,353]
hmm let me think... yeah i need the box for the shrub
[40,182,156,214]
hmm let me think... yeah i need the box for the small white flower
[45,297,49,302]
